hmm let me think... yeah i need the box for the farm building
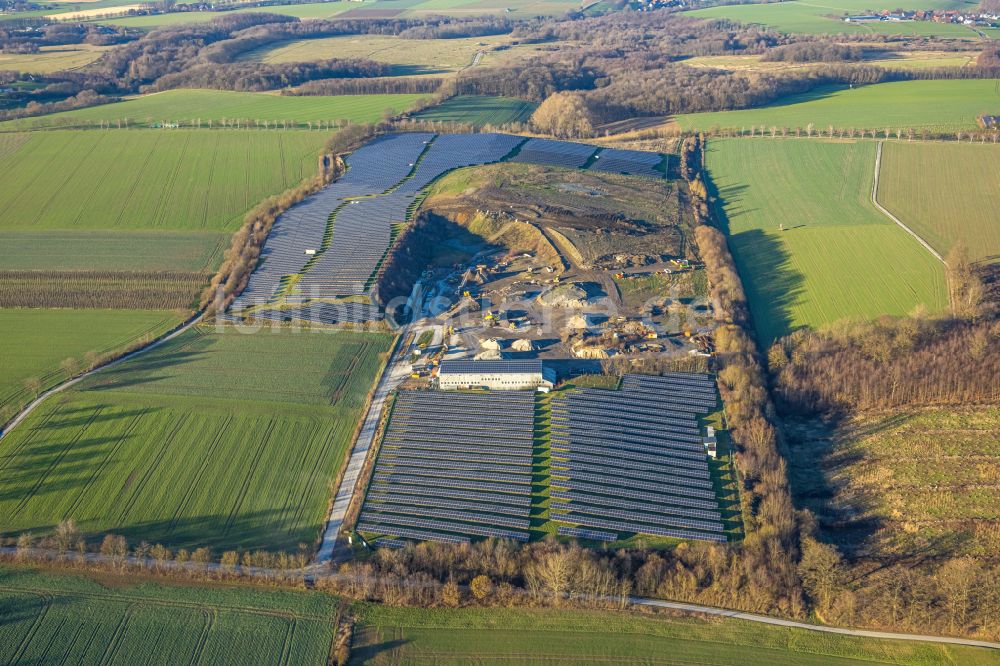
[438,359,554,391]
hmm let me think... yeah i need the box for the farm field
[349,604,999,665]
[0,230,228,272]
[46,3,142,19]
[704,139,948,345]
[95,0,357,26]
[0,567,339,665]
[785,407,1000,560]
[1,89,423,130]
[0,43,111,74]
[94,0,584,27]
[680,50,978,73]
[675,80,1000,133]
[412,95,537,126]
[0,326,393,552]
[242,33,512,75]
[685,0,981,37]
[0,130,326,231]
[0,308,182,420]
[878,142,1000,263]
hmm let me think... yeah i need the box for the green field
[0,230,228,273]
[0,567,339,665]
[879,142,1000,263]
[2,90,423,131]
[0,326,393,553]
[0,130,326,275]
[243,33,512,76]
[412,95,537,126]
[704,139,948,345]
[0,43,111,74]
[0,309,183,419]
[0,129,325,231]
[675,79,1000,133]
[685,0,981,37]
[350,604,1000,665]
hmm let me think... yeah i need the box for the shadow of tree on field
[349,639,412,664]
[82,334,216,394]
[703,162,805,348]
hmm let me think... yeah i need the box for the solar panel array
[588,148,665,179]
[229,132,666,324]
[397,133,525,194]
[247,302,384,325]
[231,132,432,310]
[511,138,598,168]
[549,372,725,543]
[359,390,537,545]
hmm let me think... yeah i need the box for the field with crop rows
[878,142,1000,263]
[0,326,393,552]
[0,230,228,272]
[685,0,980,37]
[243,34,512,75]
[0,130,326,232]
[785,407,1000,560]
[0,567,339,665]
[349,603,998,665]
[0,270,207,309]
[413,95,537,126]
[675,80,999,133]
[0,308,182,419]
[704,139,948,345]
[1,90,423,131]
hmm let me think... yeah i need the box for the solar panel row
[363,505,530,531]
[549,490,721,522]
[588,148,665,180]
[367,483,532,508]
[360,513,529,542]
[557,526,619,542]
[550,450,710,481]
[556,514,726,543]
[553,480,720,511]
[357,522,470,545]
[367,494,531,518]
[550,460,714,491]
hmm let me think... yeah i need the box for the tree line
[458,10,1000,129]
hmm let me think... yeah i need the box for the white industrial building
[437,359,554,391]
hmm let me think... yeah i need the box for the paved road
[0,311,204,441]
[315,322,415,562]
[630,596,1000,650]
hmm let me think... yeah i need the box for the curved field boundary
[0,310,204,441]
